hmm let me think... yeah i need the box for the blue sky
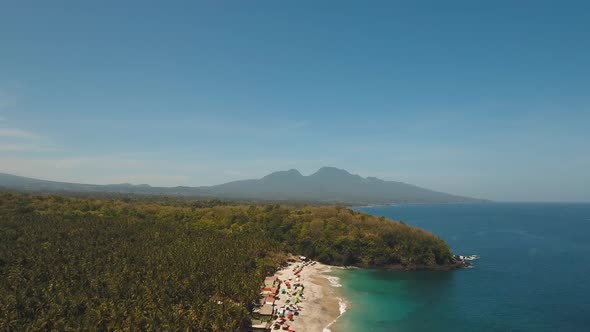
[1,1,589,201]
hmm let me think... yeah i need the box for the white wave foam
[326,276,342,287]
[323,297,347,332]
[338,297,347,314]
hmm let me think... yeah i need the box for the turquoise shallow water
[330,203,590,332]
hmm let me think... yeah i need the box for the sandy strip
[273,261,345,332]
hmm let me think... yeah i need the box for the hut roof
[259,303,274,316]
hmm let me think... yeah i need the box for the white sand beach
[269,261,344,332]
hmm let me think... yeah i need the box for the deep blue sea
[330,203,590,332]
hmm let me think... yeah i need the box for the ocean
[329,203,590,332]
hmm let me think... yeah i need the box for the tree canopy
[0,193,454,330]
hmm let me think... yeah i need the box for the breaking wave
[326,276,342,288]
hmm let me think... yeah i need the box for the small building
[264,295,275,305]
[250,319,271,332]
[264,276,278,287]
[252,303,275,319]
[259,303,274,317]
[251,303,274,331]
[260,286,278,296]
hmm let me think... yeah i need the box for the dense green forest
[0,193,455,330]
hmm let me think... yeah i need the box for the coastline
[267,260,467,331]
[320,269,348,332]
[273,262,347,332]
[349,200,490,210]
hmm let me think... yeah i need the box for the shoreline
[272,261,346,332]
[349,200,490,209]
[264,260,468,331]
[315,271,347,332]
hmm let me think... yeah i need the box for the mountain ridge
[0,167,485,204]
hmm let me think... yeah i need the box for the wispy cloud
[93,174,191,186]
[0,153,332,187]
[0,143,60,152]
[0,154,202,187]
[0,128,41,139]
[0,125,59,153]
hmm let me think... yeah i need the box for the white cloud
[0,128,41,139]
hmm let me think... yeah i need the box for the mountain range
[0,167,483,204]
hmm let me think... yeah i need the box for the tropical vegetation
[0,193,454,330]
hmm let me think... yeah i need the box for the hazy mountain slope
[0,173,204,196]
[0,167,483,204]
[205,167,480,203]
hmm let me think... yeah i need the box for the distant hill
[204,167,482,204]
[0,167,484,204]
